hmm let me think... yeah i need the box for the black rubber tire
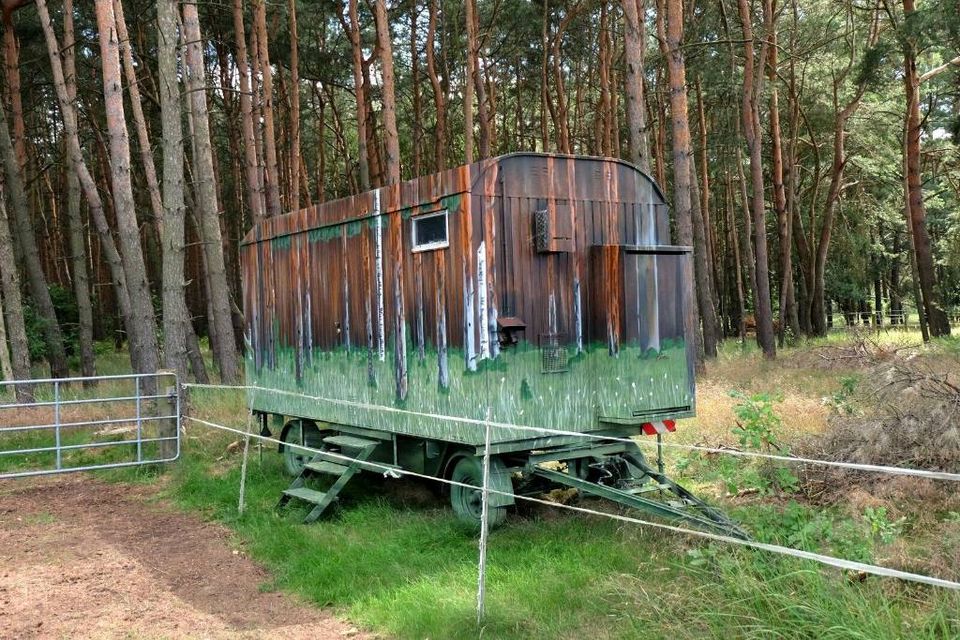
[449,455,508,528]
[280,420,324,476]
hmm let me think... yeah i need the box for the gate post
[157,371,179,461]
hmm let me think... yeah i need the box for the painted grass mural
[246,337,692,447]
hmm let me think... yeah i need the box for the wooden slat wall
[242,153,674,377]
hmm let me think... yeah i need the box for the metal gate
[0,372,180,480]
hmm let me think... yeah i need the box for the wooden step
[313,449,399,474]
[282,487,329,505]
[305,460,350,476]
[323,434,381,450]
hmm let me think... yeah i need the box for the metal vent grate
[534,208,550,253]
[539,333,569,374]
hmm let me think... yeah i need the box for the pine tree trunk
[623,0,649,171]
[182,1,241,383]
[598,4,612,156]
[540,2,550,151]
[549,5,580,154]
[0,103,69,377]
[288,0,301,211]
[695,78,719,303]
[253,0,282,216]
[726,176,747,340]
[2,14,26,172]
[657,0,717,358]
[783,15,802,337]
[346,0,371,190]
[36,0,133,338]
[157,0,190,379]
[467,0,491,159]
[464,0,476,162]
[0,287,12,382]
[425,0,447,171]
[0,20,68,378]
[61,0,96,381]
[410,3,423,177]
[765,3,792,346]
[690,145,720,357]
[0,185,32,399]
[737,0,776,358]
[373,0,401,185]
[113,0,163,237]
[94,0,161,380]
[902,7,950,336]
[233,0,265,223]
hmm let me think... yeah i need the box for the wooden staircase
[278,434,382,523]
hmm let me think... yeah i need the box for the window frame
[411,209,450,253]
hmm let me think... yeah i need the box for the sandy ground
[0,477,370,639]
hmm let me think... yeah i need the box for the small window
[412,210,449,251]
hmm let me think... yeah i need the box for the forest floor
[0,477,368,639]
[2,329,960,639]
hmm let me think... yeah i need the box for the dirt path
[0,477,370,639]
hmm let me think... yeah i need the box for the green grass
[6,336,960,638]
[163,435,959,639]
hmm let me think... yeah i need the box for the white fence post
[238,390,257,516]
[477,407,493,624]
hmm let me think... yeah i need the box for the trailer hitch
[532,444,751,541]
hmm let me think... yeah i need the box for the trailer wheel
[449,455,509,528]
[280,420,325,476]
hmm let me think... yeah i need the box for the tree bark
[598,3,613,156]
[765,0,793,346]
[410,3,423,177]
[737,0,776,358]
[182,1,241,383]
[425,0,447,170]
[658,0,715,363]
[288,0,301,211]
[345,0,371,190]
[2,11,25,171]
[253,0,282,216]
[0,184,31,398]
[902,0,951,336]
[0,101,69,377]
[157,0,190,379]
[726,176,747,340]
[694,77,719,302]
[36,0,133,341]
[233,0,265,222]
[0,287,12,382]
[466,0,491,159]
[689,140,720,356]
[549,4,582,154]
[61,0,96,381]
[464,0,476,162]
[373,0,401,185]
[0,18,69,377]
[113,0,163,237]
[94,0,161,379]
[623,0,649,172]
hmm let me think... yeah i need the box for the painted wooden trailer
[241,152,745,537]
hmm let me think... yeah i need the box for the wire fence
[179,381,960,623]
[183,382,960,484]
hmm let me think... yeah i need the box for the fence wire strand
[182,413,960,592]
[181,382,960,483]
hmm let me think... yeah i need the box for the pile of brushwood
[802,335,960,478]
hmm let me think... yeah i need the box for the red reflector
[640,420,675,436]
